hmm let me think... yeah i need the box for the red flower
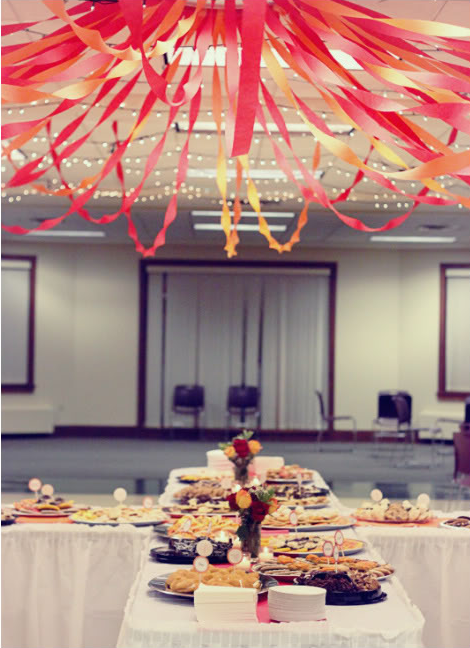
[227,493,239,511]
[233,438,250,458]
[251,500,270,522]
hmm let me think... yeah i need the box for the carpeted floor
[2,435,463,503]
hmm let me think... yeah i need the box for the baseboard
[0,425,451,444]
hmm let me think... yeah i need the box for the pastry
[266,465,314,481]
[165,566,260,593]
[167,514,238,538]
[71,506,167,524]
[355,498,431,523]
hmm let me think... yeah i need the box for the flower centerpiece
[227,486,278,558]
[219,430,262,486]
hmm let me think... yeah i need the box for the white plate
[148,572,278,598]
[262,517,355,532]
[71,516,167,527]
[439,520,470,530]
[266,478,314,484]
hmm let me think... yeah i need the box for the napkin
[268,585,326,623]
[194,584,258,625]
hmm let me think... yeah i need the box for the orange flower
[268,498,279,514]
[224,446,236,458]
[248,440,262,455]
[235,489,252,509]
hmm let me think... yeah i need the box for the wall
[2,240,468,431]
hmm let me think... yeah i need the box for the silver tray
[148,572,278,599]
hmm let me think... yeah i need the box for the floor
[2,435,465,508]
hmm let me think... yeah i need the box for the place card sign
[193,556,209,573]
[370,488,383,502]
[41,484,54,497]
[196,539,214,558]
[322,541,334,558]
[227,547,243,565]
[113,487,127,504]
[142,496,153,509]
[28,478,42,497]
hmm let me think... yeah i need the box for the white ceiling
[1,0,469,251]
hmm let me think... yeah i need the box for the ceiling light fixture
[177,121,352,135]
[194,223,287,232]
[191,210,295,218]
[370,236,456,243]
[26,230,106,238]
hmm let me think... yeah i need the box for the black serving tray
[325,587,387,606]
[149,548,229,564]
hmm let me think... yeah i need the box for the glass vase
[234,460,250,486]
[241,519,261,558]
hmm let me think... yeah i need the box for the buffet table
[358,523,470,648]
[1,524,151,648]
[117,468,425,648]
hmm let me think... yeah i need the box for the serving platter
[355,516,431,525]
[272,540,366,557]
[261,517,355,532]
[440,518,470,530]
[148,573,278,599]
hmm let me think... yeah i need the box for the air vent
[419,224,449,231]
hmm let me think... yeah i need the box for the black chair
[171,385,205,431]
[315,390,356,451]
[226,386,260,434]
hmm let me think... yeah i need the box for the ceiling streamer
[1,0,470,256]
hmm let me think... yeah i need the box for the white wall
[2,241,468,430]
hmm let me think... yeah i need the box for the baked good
[13,496,75,513]
[272,484,329,507]
[165,566,260,593]
[167,515,238,538]
[71,506,167,524]
[263,533,364,554]
[165,501,232,515]
[295,570,379,592]
[266,465,314,481]
[262,505,343,528]
[355,498,431,523]
[443,516,470,528]
[174,482,228,504]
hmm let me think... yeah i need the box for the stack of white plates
[194,584,258,624]
[206,449,234,472]
[268,585,326,622]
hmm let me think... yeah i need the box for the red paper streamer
[1,0,469,257]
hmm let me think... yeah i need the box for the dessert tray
[254,556,394,582]
[12,496,80,517]
[173,482,229,505]
[148,567,277,598]
[294,570,387,605]
[262,533,365,556]
[150,533,234,564]
[265,465,315,483]
[165,515,239,538]
[163,501,236,517]
[440,516,470,530]
[1,509,16,525]
[261,506,354,531]
[355,498,432,524]
[177,472,231,484]
[70,506,168,526]
[273,484,330,508]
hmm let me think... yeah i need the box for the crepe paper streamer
[2,0,470,257]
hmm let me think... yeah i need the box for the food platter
[261,517,355,532]
[270,537,366,557]
[70,506,168,527]
[355,516,431,525]
[149,548,229,565]
[148,572,278,599]
[440,517,470,530]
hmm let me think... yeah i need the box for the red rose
[251,500,269,522]
[233,438,250,458]
[227,492,239,511]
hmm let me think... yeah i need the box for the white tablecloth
[358,524,470,648]
[117,467,424,648]
[1,524,151,648]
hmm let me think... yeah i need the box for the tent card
[182,518,192,532]
[416,493,430,509]
[196,539,214,558]
[334,530,344,546]
[322,541,334,557]
[193,556,209,573]
[113,487,127,503]
[41,484,54,497]
[28,478,42,494]
[227,548,243,565]
[370,488,383,502]
[142,496,153,509]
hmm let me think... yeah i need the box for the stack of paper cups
[206,449,234,472]
[268,585,326,622]
[194,584,258,624]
